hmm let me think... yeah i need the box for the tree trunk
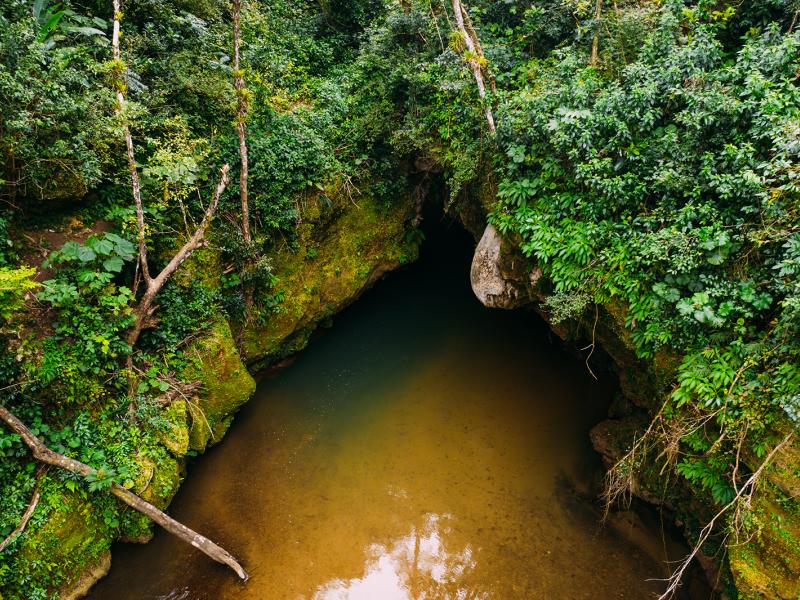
[0,405,249,580]
[112,0,150,283]
[458,2,495,94]
[232,0,250,243]
[590,0,604,67]
[452,0,496,134]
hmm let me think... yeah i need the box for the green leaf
[76,246,96,263]
[37,10,65,43]
[92,238,114,256]
[103,257,124,273]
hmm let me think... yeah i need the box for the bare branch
[112,0,150,284]
[127,164,230,351]
[0,405,248,580]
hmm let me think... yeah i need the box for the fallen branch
[0,405,248,581]
[0,465,46,553]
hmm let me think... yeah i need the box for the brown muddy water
[88,222,700,600]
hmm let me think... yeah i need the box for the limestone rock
[60,552,111,600]
[470,224,540,309]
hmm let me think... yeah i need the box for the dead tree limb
[232,0,251,243]
[0,465,46,553]
[0,405,249,580]
[451,0,496,134]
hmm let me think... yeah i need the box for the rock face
[470,224,540,310]
[241,187,420,370]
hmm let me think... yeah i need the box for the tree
[232,0,251,243]
[590,0,604,66]
[110,0,230,353]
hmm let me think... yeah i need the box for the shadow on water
[88,212,706,599]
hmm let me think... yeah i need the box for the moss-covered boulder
[729,492,800,600]
[183,319,256,452]
[158,399,191,457]
[10,490,112,600]
[729,430,800,600]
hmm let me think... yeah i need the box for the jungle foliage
[0,0,799,597]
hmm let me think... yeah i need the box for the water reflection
[314,513,483,600]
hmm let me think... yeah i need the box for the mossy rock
[729,492,800,600]
[159,399,191,457]
[60,552,111,600]
[134,452,184,509]
[172,244,223,290]
[26,170,88,205]
[12,490,111,599]
[183,319,256,452]
[242,191,419,368]
[766,431,800,499]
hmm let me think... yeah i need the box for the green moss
[242,191,418,369]
[183,319,256,452]
[10,489,111,599]
[729,493,800,600]
[135,451,184,508]
[172,245,223,291]
[159,399,191,457]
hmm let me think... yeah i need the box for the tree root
[655,432,793,600]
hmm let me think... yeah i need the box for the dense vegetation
[0,0,798,597]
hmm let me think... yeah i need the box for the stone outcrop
[241,187,420,370]
[470,224,541,309]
